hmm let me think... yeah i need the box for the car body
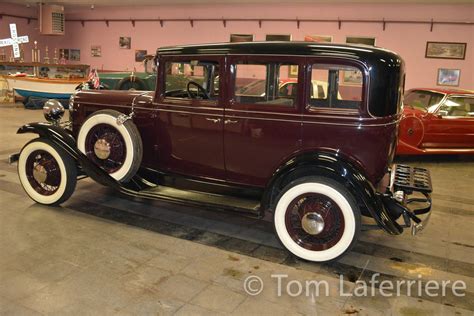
[11,42,432,263]
[397,88,474,155]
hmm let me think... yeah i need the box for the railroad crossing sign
[0,24,29,58]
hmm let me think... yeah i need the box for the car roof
[157,41,401,62]
[408,88,474,95]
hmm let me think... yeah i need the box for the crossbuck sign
[0,24,30,58]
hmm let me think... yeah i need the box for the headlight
[43,99,65,124]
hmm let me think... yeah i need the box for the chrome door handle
[206,117,221,123]
[224,119,238,124]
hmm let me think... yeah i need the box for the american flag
[87,69,100,89]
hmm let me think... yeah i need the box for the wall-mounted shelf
[1,13,473,32]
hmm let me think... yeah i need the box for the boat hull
[4,76,84,99]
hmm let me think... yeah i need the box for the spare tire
[117,76,147,91]
[77,110,143,182]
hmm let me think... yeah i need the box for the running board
[138,185,262,216]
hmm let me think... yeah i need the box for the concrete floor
[0,103,473,315]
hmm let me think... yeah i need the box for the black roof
[157,41,401,61]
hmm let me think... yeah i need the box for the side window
[234,62,298,107]
[164,60,219,100]
[309,64,363,110]
[438,97,474,117]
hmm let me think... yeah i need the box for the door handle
[224,119,238,124]
[206,117,221,123]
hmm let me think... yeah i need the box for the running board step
[139,185,262,215]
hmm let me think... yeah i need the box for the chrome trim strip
[225,114,401,127]
[157,108,222,117]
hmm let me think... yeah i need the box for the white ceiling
[3,0,474,6]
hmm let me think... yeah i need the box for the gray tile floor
[0,103,473,315]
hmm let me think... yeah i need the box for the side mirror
[437,110,448,118]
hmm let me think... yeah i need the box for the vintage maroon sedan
[397,88,474,155]
[11,42,432,262]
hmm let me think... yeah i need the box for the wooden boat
[3,76,85,99]
[0,62,89,100]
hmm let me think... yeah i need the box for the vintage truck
[11,42,432,262]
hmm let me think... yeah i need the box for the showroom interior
[0,0,473,315]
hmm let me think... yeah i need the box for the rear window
[309,64,363,110]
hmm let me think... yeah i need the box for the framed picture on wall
[91,45,101,57]
[437,68,461,86]
[288,65,298,78]
[119,37,131,49]
[342,69,363,85]
[304,35,332,43]
[230,34,254,42]
[426,42,466,60]
[59,49,69,60]
[70,49,80,61]
[135,50,147,62]
[266,34,292,41]
[346,36,376,46]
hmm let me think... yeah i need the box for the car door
[155,56,225,180]
[223,56,304,187]
[422,95,474,148]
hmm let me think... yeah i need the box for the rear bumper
[381,164,432,235]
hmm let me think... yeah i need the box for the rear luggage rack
[393,164,432,193]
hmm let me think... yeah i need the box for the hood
[74,90,154,107]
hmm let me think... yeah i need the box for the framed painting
[266,34,291,41]
[426,42,466,60]
[91,45,101,57]
[230,34,254,42]
[304,35,332,43]
[69,49,80,61]
[342,69,363,85]
[119,37,131,49]
[437,68,461,86]
[135,50,147,62]
[288,65,298,78]
[346,36,376,46]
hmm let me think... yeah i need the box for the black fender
[17,123,122,190]
[262,151,403,235]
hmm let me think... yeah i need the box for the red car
[397,88,474,155]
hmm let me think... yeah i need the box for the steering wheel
[186,81,209,100]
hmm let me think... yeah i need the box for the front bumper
[382,164,432,235]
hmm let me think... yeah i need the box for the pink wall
[1,2,473,90]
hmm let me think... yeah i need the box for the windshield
[404,90,444,111]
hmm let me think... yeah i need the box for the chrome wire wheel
[285,193,345,251]
[274,177,360,262]
[84,123,126,174]
[25,150,61,196]
[77,110,143,183]
[18,138,77,206]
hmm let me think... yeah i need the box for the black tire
[273,176,361,262]
[18,138,77,206]
[117,76,147,91]
[77,109,143,182]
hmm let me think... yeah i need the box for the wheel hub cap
[32,164,48,184]
[94,139,111,160]
[301,212,325,235]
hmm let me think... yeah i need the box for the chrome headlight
[43,99,65,124]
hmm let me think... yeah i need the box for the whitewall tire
[273,177,360,262]
[77,110,143,183]
[18,138,77,206]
